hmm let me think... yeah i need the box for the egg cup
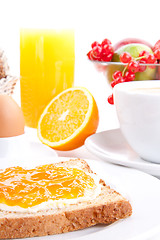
[0,133,27,159]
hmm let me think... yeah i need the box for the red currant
[145,54,156,64]
[120,52,132,63]
[101,52,113,61]
[101,44,113,61]
[124,71,135,81]
[112,71,122,80]
[111,78,121,88]
[138,59,147,72]
[87,38,114,62]
[87,50,96,60]
[101,38,112,47]
[101,44,113,55]
[154,48,160,60]
[108,94,114,105]
[127,60,139,73]
[139,50,150,58]
[91,41,101,49]
[153,40,160,52]
[87,51,92,60]
[92,46,102,60]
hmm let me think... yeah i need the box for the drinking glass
[20,28,75,128]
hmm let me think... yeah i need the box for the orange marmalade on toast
[0,164,100,210]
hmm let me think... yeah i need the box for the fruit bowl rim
[88,59,160,66]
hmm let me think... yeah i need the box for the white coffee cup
[114,80,160,163]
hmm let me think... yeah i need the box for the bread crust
[0,159,132,239]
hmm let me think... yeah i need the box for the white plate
[12,156,160,240]
[85,128,160,177]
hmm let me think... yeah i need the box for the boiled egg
[0,95,25,137]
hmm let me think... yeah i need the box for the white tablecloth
[13,59,160,240]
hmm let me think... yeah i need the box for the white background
[1,0,159,132]
[1,0,159,72]
[0,1,160,239]
[1,0,160,130]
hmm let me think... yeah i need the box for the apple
[112,43,153,61]
[113,38,153,51]
[106,43,156,83]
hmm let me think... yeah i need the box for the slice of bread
[0,159,132,239]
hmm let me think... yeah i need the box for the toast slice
[0,159,132,239]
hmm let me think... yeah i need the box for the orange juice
[20,29,75,128]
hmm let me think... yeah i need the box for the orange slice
[37,87,99,150]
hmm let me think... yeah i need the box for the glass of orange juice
[20,28,75,128]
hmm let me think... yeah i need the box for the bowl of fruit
[87,38,160,104]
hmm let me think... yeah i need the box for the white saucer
[85,128,160,177]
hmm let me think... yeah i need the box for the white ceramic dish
[0,140,58,169]
[0,134,27,158]
[85,128,160,177]
[12,156,160,240]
